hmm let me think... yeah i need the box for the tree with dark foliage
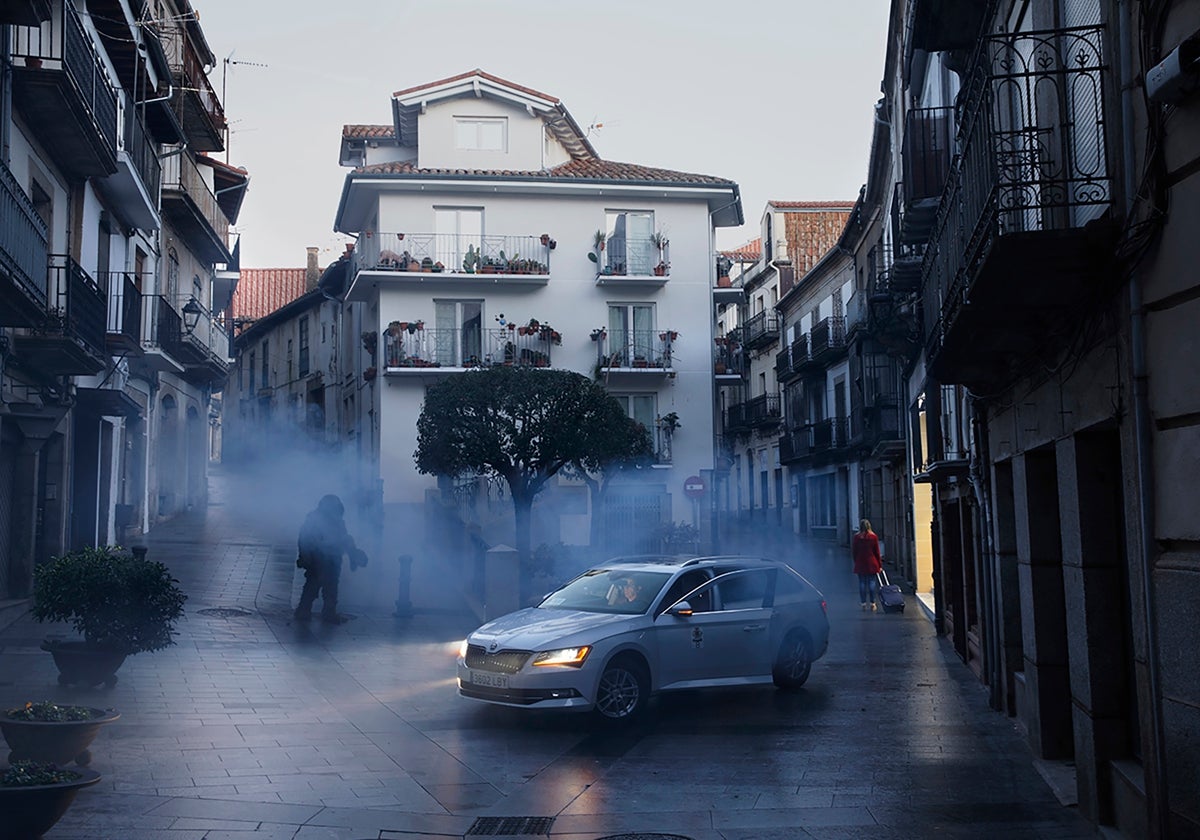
[415,367,651,561]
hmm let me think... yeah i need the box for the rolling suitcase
[877,569,905,613]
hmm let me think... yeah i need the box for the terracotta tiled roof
[721,237,761,262]
[769,200,857,209]
[784,209,853,282]
[353,157,735,186]
[343,124,396,140]
[393,69,559,104]
[232,269,310,325]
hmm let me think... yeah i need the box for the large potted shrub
[33,546,187,687]
[2,702,120,767]
[0,760,101,840]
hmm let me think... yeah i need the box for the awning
[75,387,143,418]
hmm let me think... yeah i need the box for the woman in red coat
[852,519,883,611]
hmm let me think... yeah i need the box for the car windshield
[539,569,671,615]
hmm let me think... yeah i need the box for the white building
[332,70,742,554]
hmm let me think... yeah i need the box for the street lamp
[182,297,203,335]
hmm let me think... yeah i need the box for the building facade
[0,0,242,600]
[329,70,742,557]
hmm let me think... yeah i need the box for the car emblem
[489,641,498,652]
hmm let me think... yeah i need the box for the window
[433,299,483,366]
[167,249,180,303]
[605,211,655,275]
[434,207,483,270]
[30,178,52,232]
[248,350,255,391]
[287,338,294,381]
[612,393,656,438]
[607,303,653,365]
[261,341,269,387]
[454,117,506,151]
[299,316,310,377]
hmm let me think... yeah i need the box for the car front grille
[465,645,532,674]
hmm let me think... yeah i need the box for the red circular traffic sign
[683,475,706,498]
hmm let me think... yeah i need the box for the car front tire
[593,656,649,722]
[773,630,813,690]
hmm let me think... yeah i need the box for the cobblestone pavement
[0,467,1100,839]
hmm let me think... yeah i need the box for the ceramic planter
[41,641,127,688]
[2,708,119,766]
[0,767,101,840]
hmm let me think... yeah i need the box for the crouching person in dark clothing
[295,494,368,624]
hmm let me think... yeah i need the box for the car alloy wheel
[594,658,648,721]
[772,630,813,690]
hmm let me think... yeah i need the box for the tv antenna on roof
[221,51,268,162]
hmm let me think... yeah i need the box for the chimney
[306,247,320,290]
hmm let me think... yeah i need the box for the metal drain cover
[595,836,694,840]
[466,816,555,836]
[196,607,254,618]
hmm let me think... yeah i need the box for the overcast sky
[194,0,891,269]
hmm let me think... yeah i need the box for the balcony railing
[123,105,161,202]
[8,0,119,176]
[383,326,556,370]
[181,298,229,363]
[101,272,141,350]
[741,311,780,350]
[714,343,744,377]
[600,329,675,369]
[143,295,184,359]
[593,236,669,278]
[809,316,846,361]
[161,151,230,260]
[902,107,954,208]
[0,159,49,324]
[49,254,106,356]
[726,394,781,430]
[360,233,551,277]
[775,334,809,382]
[922,25,1112,362]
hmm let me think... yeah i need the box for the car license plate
[470,670,508,689]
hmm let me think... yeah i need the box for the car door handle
[742,624,766,632]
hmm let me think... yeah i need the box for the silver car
[456,556,830,721]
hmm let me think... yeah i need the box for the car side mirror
[666,601,694,617]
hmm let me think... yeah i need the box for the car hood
[470,608,636,651]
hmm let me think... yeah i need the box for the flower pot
[717,275,732,287]
[41,641,126,689]
[0,767,101,840]
[2,708,119,766]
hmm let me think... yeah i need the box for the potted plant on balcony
[0,760,101,840]
[654,261,669,277]
[590,327,607,342]
[463,245,481,274]
[33,546,187,688]
[2,702,120,767]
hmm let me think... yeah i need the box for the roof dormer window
[455,117,507,151]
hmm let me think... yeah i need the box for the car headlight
[532,646,591,667]
[458,639,468,659]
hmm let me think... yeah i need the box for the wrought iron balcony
[175,298,230,383]
[382,326,556,371]
[809,316,846,364]
[592,235,670,281]
[12,255,107,375]
[899,107,954,245]
[909,0,987,53]
[599,329,675,371]
[358,233,551,280]
[714,341,745,381]
[921,25,1114,388]
[161,151,231,263]
[775,334,809,383]
[8,1,119,178]
[851,403,905,460]
[725,394,780,432]
[159,27,225,151]
[741,311,780,351]
[781,417,850,464]
[140,295,185,371]
[0,159,49,328]
[101,272,142,354]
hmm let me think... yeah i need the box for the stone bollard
[131,546,148,561]
[484,544,519,621]
[394,554,413,618]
